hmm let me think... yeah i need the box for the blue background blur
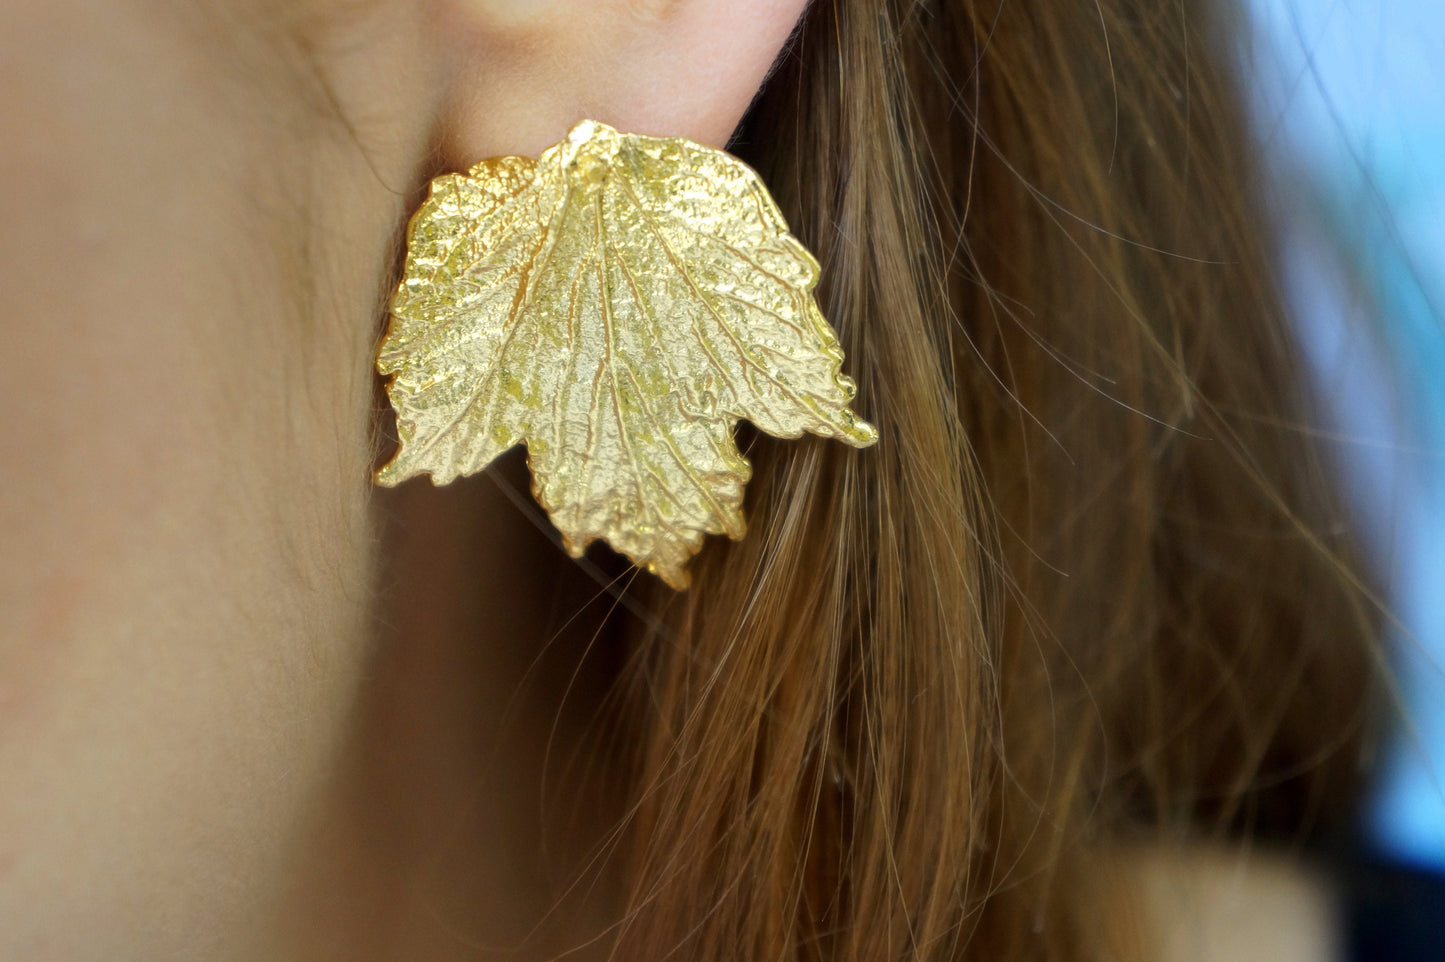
[1247,0,1445,917]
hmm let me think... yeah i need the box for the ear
[432,0,810,165]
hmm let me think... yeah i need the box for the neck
[282,467,625,958]
[223,8,622,954]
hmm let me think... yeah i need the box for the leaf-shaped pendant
[376,120,877,588]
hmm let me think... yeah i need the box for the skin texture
[0,0,806,956]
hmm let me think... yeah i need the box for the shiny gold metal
[376,120,876,588]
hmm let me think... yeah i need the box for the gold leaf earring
[375,120,877,589]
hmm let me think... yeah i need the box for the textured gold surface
[376,120,876,588]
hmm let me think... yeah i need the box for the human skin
[0,1,1343,959]
[0,0,805,956]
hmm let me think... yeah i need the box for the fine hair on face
[571,0,1378,957]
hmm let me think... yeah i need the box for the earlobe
[431,0,811,166]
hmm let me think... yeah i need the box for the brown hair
[594,0,1375,957]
